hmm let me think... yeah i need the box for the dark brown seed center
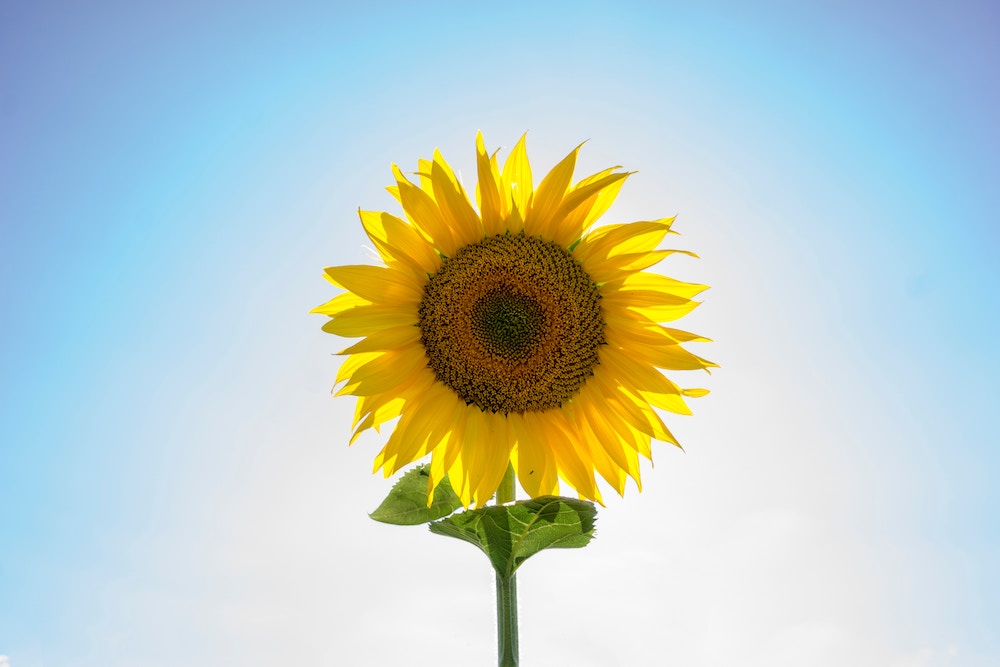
[418,233,605,414]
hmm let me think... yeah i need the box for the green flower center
[470,289,545,359]
[418,233,605,414]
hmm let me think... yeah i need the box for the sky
[1,1,998,665]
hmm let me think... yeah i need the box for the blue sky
[2,1,998,665]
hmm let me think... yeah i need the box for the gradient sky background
[2,1,998,666]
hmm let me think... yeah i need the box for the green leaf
[369,464,463,525]
[429,496,597,577]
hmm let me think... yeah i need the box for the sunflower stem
[495,464,518,666]
[496,463,516,505]
[496,571,519,667]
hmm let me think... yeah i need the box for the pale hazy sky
[2,1,998,665]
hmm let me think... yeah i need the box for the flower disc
[419,233,605,414]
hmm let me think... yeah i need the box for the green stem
[496,571,519,667]
[496,463,516,505]
[495,463,518,666]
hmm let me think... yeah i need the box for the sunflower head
[314,133,715,507]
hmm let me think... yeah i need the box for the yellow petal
[450,409,483,507]
[311,291,370,317]
[527,411,601,503]
[506,203,525,234]
[575,219,676,264]
[321,303,418,338]
[600,346,693,415]
[605,319,711,347]
[431,149,484,245]
[335,351,379,386]
[351,395,404,443]
[589,368,659,450]
[501,134,533,220]
[585,249,676,284]
[393,164,458,257]
[471,411,514,507]
[571,398,631,494]
[323,265,424,304]
[426,393,469,503]
[551,171,630,246]
[424,399,461,473]
[509,412,559,497]
[338,345,427,397]
[577,415,628,496]
[606,272,709,299]
[416,158,435,198]
[614,340,717,372]
[602,289,702,324]
[458,410,491,507]
[382,384,457,474]
[475,131,505,234]
[358,209,440,275]
[523,143,582,237]
[577,171,628,230]
[338,325,421,354]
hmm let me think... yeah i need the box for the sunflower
[313,133,715,507]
